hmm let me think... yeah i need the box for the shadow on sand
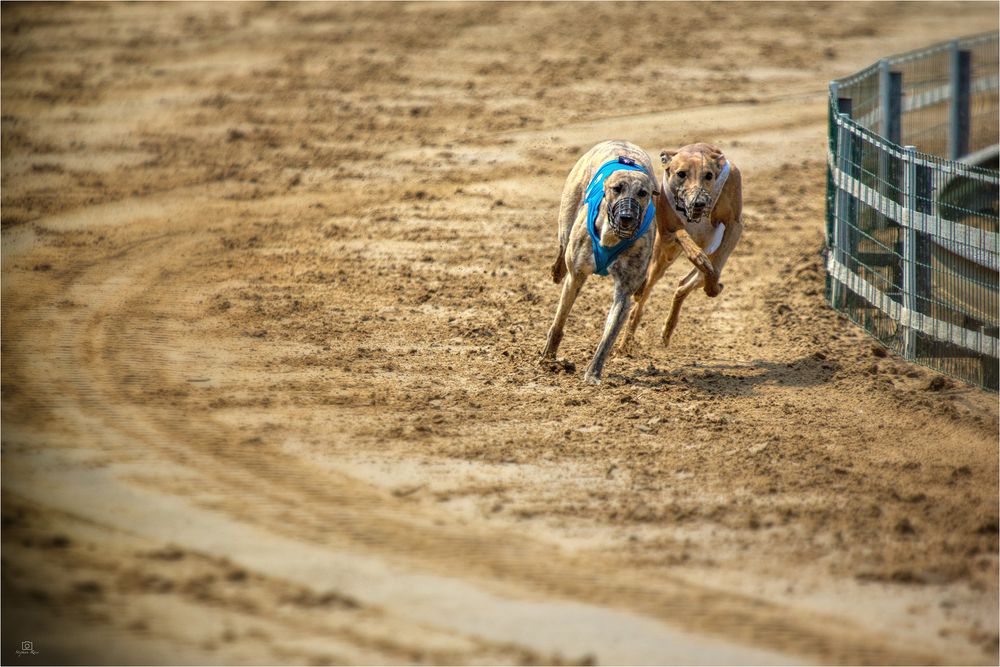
[614,353,840,396]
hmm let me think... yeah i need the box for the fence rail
[826,32,1000,390]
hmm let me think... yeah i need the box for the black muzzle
[609,197,643,239]
[685,190,712,219]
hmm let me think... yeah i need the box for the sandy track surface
[2,3,998,664]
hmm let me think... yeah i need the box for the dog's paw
[583,372,602,385]
[694,252,714,273]
[688,250,716,277]
[704,281,724,298]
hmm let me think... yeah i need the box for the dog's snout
[609,196,643,238]
[685,190,711,216]
[612,197,641,222]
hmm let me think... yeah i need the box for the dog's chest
[684,216,721,250]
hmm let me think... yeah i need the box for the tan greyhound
[617,142,743,354]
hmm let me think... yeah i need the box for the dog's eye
[705,172,714,181]
[677,171,687,179]
[637,189,648,198]
[611,184,623,194]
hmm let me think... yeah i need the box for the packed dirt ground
[2,2,998,665]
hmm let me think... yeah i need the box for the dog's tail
[551,245,567,283]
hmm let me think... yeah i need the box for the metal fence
[826,32,1000,390]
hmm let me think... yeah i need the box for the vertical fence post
[901,145,934,360]
[878,59,903,143]
[826,82,838,303]
[832,95,854,309]
[914,156,934,357]
[948,40,971,159]
[880,61,904,299]
[902,146,919,358]
[886,72,902,145]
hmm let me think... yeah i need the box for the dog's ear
[710,148,726,168]
[659,149,677,165]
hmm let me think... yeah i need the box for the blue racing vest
[584,157,656,276]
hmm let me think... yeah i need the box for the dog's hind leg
[585,281,631,384]
[617,245,679,355]
[661,267,703,348]
[551,179,584,284]
[550,244,568,284]
[541,270,587,361]
[554,172,584,270]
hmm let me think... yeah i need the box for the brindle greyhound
[617,142,743,354]
[541,140,659,384]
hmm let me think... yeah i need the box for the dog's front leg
[540,269,588,361]
[655,205,717,281]
[703,218,743,297]
[617,244,678,356]
[674,228,717,281]
[584,281,631,384]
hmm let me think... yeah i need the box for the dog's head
[660,144,726,221]
[602,168,658,240]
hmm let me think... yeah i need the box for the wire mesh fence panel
[826,32,999,390]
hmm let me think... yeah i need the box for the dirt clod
[925,376,954,391]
